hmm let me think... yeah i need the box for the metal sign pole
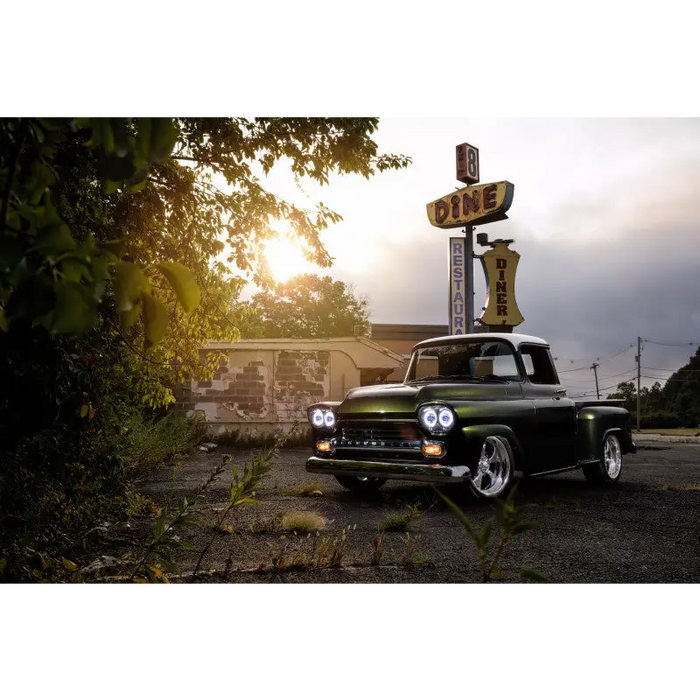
[465,225,474,333]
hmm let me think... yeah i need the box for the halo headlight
[310,409,325,428]
[419,405,455,433]
[437,407,455,430]
[323,410,337,429]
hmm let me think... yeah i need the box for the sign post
[427,142,522,335]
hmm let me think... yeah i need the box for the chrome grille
[339,423,421,450]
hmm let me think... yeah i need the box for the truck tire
[583,433,623,484]
[468,435,515,499]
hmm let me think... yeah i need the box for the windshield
[405,340,522,382]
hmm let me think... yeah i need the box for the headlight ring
[309,407,337,430]
[419,405,455,433]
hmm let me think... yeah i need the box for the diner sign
[479,242,524,327]
[427,181,515,229]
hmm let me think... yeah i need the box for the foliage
[129,456,229,582]
[379,503,422,532]
[370,532,385,565]
[0,118,408,581]
[269,526,352,570]
[240,273,370,339]
[281,481,326,496]
[214,425,311,449]
[436,486,548,583]
[121,412,208,476]
[607,378,697,429]
[279,511,326,533]
[191,441,279,578]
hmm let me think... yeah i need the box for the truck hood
[339,381,517,415]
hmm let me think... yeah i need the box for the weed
[279,511,326,533]
[379,503,422,532]
[399,533,425,567]
[370,532,385,565]
[122,413,207,476]
[281,481,326,497]
[269,526,353,570]
[436,485,549,583]
[214,425,311,449]
[249,515,275,534]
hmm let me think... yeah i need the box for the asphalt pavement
[126,436,700,583]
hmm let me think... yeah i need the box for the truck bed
[573,399,624,409]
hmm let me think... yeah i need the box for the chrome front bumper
[306,456,471,483]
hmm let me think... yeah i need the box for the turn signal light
[316,441,332,453]
[422,443,444,457]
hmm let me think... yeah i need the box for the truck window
[520,344,559,385]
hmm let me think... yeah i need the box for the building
[175,337,404,435]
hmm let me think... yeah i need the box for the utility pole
[636,336,642,431]
[591,362,600,399]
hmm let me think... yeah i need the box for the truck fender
[460,424,524,472]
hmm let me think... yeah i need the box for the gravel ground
[108,439,700,583]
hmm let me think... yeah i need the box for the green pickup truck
[306,333,635,499]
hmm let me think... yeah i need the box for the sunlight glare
[263,236,317,283]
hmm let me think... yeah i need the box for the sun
[263,235,317,283]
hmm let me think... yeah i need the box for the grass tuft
[279,511,325,533]
[281,481,326,497]
[379,504,422,532]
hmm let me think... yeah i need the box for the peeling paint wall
[174,348,337,434]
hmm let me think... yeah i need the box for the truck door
[519,344,577,471]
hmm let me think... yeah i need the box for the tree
[0,118,410,580]
[661,347,700,427]
[0,118,410,404]
[242,273,370,338]
[607,381,636,412]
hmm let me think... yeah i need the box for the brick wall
[175,348,331,433]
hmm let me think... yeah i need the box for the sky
[246,118,700,396]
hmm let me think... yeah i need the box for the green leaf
[511,522,538,535]
[435,488,477,541]
[154,510,167,540]
[49,280,94,335]
[125,169,149,193]
[0,307,8,332]
[157,262,200,313]
[519,567,549,583]
[32,197,75,254]
[93,118,115,153]
[99,239,125,258]
[135,118,152,161]
[37,114,75,131]
[80,404,89,418]
[150,119,178,163]
[480,520,493,547]
[114,261,147,316]
[142,292,168,349]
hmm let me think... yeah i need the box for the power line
[569,381,631,398]
[643,366,700,372]
[644,339,699,347]
[553,344,635,365]
[598,368,637,381]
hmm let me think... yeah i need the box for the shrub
[279,512,326,533]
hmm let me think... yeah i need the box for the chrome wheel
[583,432,623,484]
[469,436,513,498]
[603,434,622,479]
